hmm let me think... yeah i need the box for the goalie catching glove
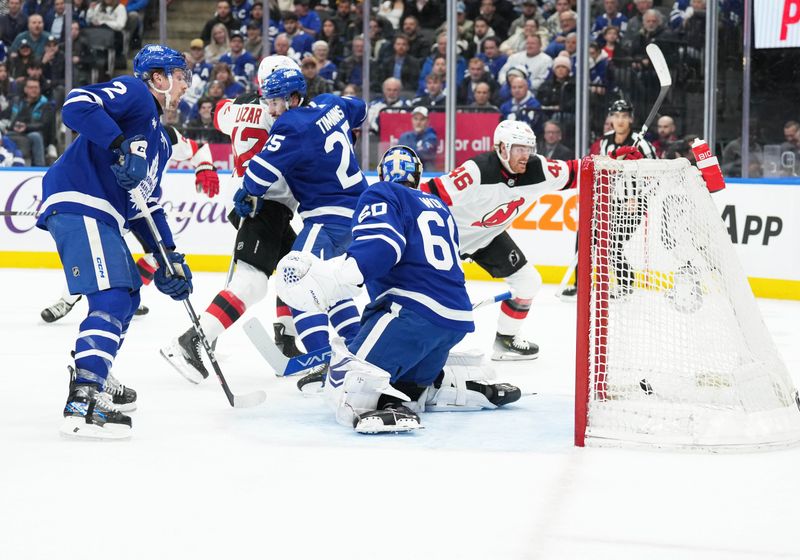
[276,251,363,311]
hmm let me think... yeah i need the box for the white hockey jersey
[423,151,579,255]
[214,93,298,211]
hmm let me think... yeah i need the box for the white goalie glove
[275,251,364,311]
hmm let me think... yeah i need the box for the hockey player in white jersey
[277,146,521,434]
[160,55,304,383]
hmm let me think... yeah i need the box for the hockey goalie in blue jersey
[237,66,368,356]
[36,45,195,439]
[276,146,521,434]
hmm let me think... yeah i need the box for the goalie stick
[129,187,266,408]
[636,44,672,146]
[244,291,514,377]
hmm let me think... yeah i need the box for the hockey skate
[134,304,149,317]
[354,402,422,434]
[274,323,301,358]
[41,295,81,323]
[559,285,577,300]
[160,328,209,384]
[103,372,137,412]
[61,373,132,439]
[296,364,327,394]
[464,380,522,407]
[492,333,539,361]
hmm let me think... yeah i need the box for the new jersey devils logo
[471,197,526,227]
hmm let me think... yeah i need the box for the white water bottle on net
[574,156,800,451]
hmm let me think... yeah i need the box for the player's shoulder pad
[469,151,501,182]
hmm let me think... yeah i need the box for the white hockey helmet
[257,55,301,87]
[494,120,537,153]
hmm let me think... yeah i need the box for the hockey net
[575,156,800,450]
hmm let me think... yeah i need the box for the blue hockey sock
[292,308,330,352]
[328,299,360,344]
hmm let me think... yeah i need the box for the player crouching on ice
[36,45,195,439]
[276,146,521,434]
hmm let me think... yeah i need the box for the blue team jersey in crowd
[243,93,368,226]
[37,76,173,234]
[346,181,474,333]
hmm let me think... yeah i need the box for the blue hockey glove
[111,135,149,191]
[154,252,193,301]
[233,186,264,218]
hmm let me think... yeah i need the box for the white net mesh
[583,157,800,450]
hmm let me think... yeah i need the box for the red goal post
[574,156,800,451]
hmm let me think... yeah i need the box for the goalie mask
[377,145,423,188]
[493,120,537,173]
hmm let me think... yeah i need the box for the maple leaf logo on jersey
[471,197,526,227]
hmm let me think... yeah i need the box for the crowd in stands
[0,0,797,176]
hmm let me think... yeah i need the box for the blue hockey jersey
[347,181,474,333]
[37,76,174,239]
[243,93,368,226]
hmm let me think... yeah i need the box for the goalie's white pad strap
[418,362,498,412]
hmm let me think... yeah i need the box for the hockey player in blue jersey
[36,44,195,439]
[236,66,367,355]
[276,146,521,433]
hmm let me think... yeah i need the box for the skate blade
[159,345,204,384]
[114,402,137,412]
[354,420,423,434]
[59,417,131,440]
[491,351,540,362]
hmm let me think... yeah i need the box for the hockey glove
[111,135,149,191]
[276,252,363,311]
[233,186,264,218]
[153,252,193,301]
[610,145,644,161]
[195,163,220,198]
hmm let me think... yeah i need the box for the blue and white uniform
[37,75,177,387]
[338,180,474,387]
[243,93,368,351]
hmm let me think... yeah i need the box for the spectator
[246,1,264,33]
[367,76,411,134]
[588,41,608,95]
[628,9,671,63]
[653,115,678,157]
[398,105,438,168]
[71,0,88,28]
[23,0,51,18]
[367,17,391,62]
[86,0,126,68]
[291,0,321,38]
[477,36,506,80]
[272,32,296,61]
[469,81,499,110]
[400,0,444,31]
[4,77,54,166]
[623,0,653,47]
[457,57,499,105]
[602,25,621,59]
[467,15,495,58]
[592,0,628,41]
[418,32,466,94]
[319,18,345,63]
[375,33,419,94]
[185,97,228,144]
[500,74,543,136]
[282,11,314,61]
[230,0,251,25]
[211,61,244,97]
[500,17,549,56]
[300,54,332,97]
[0,62,13,114]
[537,54,574,112]
[9,39,36,82]
[780,120,800,154]
[39,34,63,101]
[545,0,570,37]
[478,0,509,41]
[311,39,337,88]
[201,1,240,44]
[0,0,27,47]
[417,54,445,96]
[412,71,446,109]
[544,9,576,58]
[219,30,257,87]
[44,0,65,40]
[496,64,528,104]
[722,133,763,178]
[63,22,91,86]
[336,33,363,90]
[205,22,230,63]
[377,0,404,29]
[499,34,552,91]
[205,79,225,107]
[124,0,148,50]
[244,20,262,57]
[341,83,360,97]
[331,0,360,42]
[400,15,430,60]
[539,119,574,159]
[509,1,546,37]
[11,13,47,58]
[434,2,474,55]
[180,38,213,123]
[0,130,25,166]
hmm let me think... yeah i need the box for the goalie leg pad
[420,361,520,412]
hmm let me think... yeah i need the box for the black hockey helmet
[608,98,634,116]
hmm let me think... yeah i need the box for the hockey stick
[211,220,241,352]
[129,187,266,408]
[244,291,513,377]
[636,44,672,145]
[0,209,40,217]
[556,252,578,297]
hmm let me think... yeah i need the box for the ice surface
[1,268,798,560]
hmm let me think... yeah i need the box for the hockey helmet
[261,67,307,104]
[133,44,191,81]
[608,98,634,116]
[378,145,423,188]
[257,55,301,87]
[494,120,537,153]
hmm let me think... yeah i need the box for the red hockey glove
[195,165,220,198]
[610,146,644,160]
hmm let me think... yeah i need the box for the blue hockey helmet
[378,145,423,188]
[261,67,307,104]
[133,44,191,81]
